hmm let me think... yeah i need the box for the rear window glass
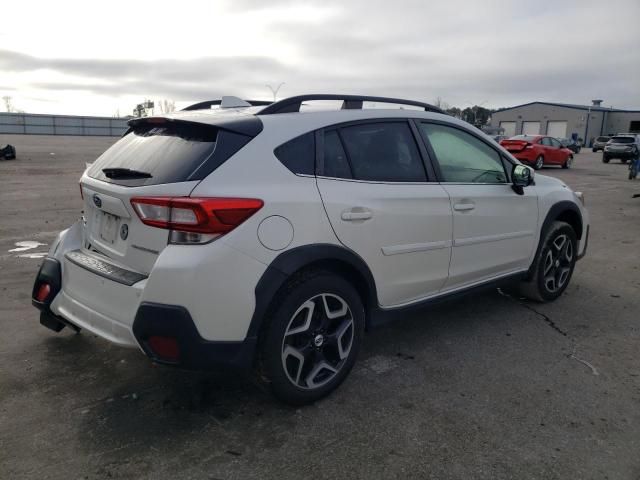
[274,132,315,175]
[596,136,610,142]
[610,136,634,143]
[87,122,220,186]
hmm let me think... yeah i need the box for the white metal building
[490,100,640,145]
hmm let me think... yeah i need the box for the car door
[540,137,556,164]
[316,120,453,307]
[548,137,565,164]
[417,121,538,290]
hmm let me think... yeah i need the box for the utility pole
[266,83,285,102]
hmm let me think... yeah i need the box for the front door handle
[453,202,475,212]
[341,208,373,221]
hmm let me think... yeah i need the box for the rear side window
[87,121,253,187]
[337,122,426,182]
[274,132,315,175]
[611,136,635,143]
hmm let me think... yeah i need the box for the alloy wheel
[281,293,355,390]
[535,156,544,169]
[542,233,573,293]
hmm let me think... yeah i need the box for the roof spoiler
[126,115,263,137]
[256,94,446,115]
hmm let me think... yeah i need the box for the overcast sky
[1,0,639,116]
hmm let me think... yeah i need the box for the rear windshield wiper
[102,167,152,179]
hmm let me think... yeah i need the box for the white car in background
[32,94,589,404]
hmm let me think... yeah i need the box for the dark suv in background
[559,138,581,154]
[602,135,640,163]
[592,136,611,152]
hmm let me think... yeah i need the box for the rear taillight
[130,197,263,244]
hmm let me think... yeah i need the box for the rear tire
[258,270,365,405]
[534,155,544,170]
[518,221,577,303]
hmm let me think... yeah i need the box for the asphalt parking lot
[1,134,639,480]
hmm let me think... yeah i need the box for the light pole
[266,83,285,102]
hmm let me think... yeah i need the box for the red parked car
[500,135,574,170]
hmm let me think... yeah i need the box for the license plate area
[99,212,119,244]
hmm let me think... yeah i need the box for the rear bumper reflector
[133,302,257,371]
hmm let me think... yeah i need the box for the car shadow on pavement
[33,287,536,471]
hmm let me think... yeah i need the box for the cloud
[2,0,640,114]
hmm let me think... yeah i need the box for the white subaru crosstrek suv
[32,94,589,405]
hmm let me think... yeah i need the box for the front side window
[336,122,427,182]
[549,137,562,148]
[419,122,507,183]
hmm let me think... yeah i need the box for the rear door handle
[341,208,373,221]
[453,202,475,212]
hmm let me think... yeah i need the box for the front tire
[534,155,544,170]
[258,271,365,405]
[562,155,573,169]
[518,221,577,302]
[602,155,610,163]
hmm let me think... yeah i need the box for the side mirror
[512,164,533,194]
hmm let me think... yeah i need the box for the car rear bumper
[603,150,637,159]
[511,151,537,163]
[32,220,267,369]
[33,253,144,347]
[133,302,256,370]
[32,260,257,370]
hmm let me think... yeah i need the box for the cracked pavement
[1,135,639,479]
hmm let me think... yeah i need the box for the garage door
[500,121,516,137]
[522,121,540,135]
[547,121,567,138]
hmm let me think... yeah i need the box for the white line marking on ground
[8,241,47,253]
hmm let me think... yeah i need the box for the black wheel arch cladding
[247,244,378,339]
[527,201,583,279]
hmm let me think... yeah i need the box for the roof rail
[256,94,445,115]
[182,98,273,111]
